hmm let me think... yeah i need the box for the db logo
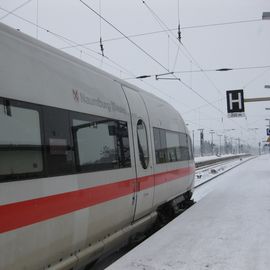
[72,89,79,103]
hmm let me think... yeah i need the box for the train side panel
[121,85,156,221]
[0,22,194,270]
[139,91,194,208]
[0,23,138,269]
[0,23,128,121]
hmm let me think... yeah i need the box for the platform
[106,155,270,270]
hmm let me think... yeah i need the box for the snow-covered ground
[194,153,242,163]
[106,154,270,270]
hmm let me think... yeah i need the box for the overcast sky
[1,0,270,149]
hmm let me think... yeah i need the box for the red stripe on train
[0,166,195,233]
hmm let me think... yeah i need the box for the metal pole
[244,97,270,102]
[217,135,222,155]
[224,136,227,154]
[192,130,195,155]
[198,129,204,156]
[210,130,215,155]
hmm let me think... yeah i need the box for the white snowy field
[106,154,270,270]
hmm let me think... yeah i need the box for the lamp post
[237,137,241,154]
[230,137,234,154]
[198,129,204,157]
[223,129,235,154]
[209,130,215,155]
[248,128,259,154]
[217,134,223,156]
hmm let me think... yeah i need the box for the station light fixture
[216,68,232,71]
[262,12,270,20]
[136,75,151,79]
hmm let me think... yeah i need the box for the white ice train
[0,22,195,270]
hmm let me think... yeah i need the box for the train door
[122,85,155,221]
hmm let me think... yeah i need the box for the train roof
[0,22,162,101]
[0,22,186,132]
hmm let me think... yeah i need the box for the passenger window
[153,127,191,164]
[116,121,131,168]
[71,113,130,172]
[0,99,43,179]
[137,120,149,169]
[43,107,74,176]
[153,128,167,164]
[187,135,194,160]
[179,133,189,161]
[166,131,181,162]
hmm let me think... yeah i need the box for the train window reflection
[73,119,117,170]
[179,133,190,161]
[137,119,149,169]
[153,127,192,164]
[72,115,130,172]
[153,128,167,163]
[166,131,180,162]
[187,135,194,160]
[0,101,43,178]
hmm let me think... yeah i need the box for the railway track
[195,154,250,168]
[194,155,255,189]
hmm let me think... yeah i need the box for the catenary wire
[141,0,191,63]
[139,1,259,132]
[79,0,246,131]
[0,5,142,78]
[78,1,219,126]
[141,1,224,98]
[60,18,262,50]
[174,65,270,74]
[80,0,169,72]
[243,67,270,89]
[0,5,200,113]
[0,4,248,133]
[129,65,270,77]
[0,4,227,131]
[0,4,199,112]
[0,0,33,20]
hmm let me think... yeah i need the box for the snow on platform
[106,155,270,270]
[194,154,236,163]
[194,153,246,164]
